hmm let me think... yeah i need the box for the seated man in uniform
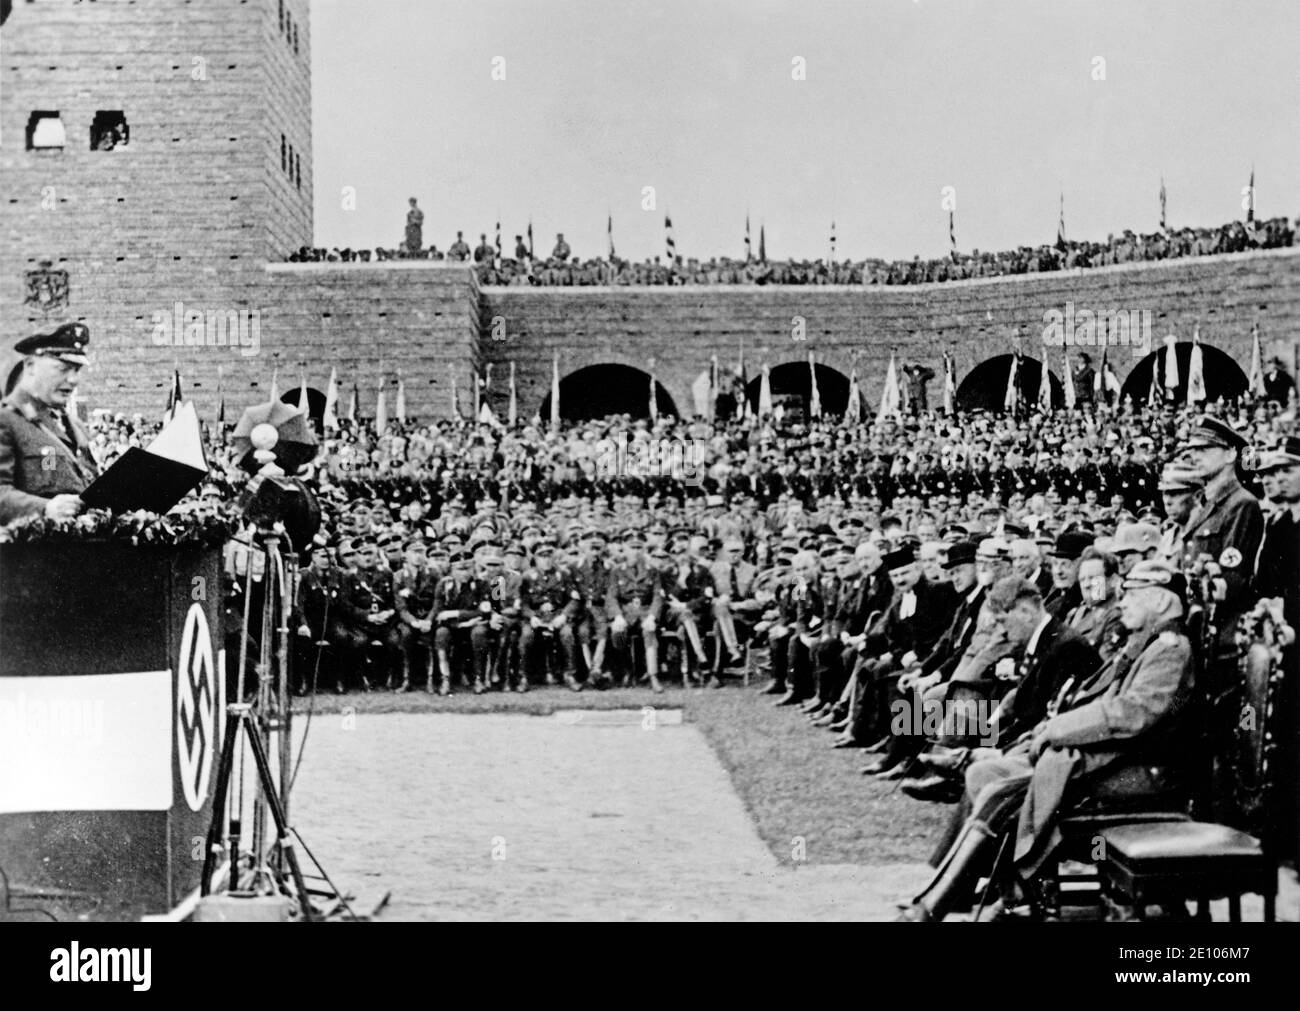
[432,550,492,694]
[518,541,583,691]
[709,535,760,677]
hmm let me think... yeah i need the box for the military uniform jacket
[1179,475,1264,650]
[433,575,491,624]
[572,558,613,614]
[337,567,396,627]
[664,561,716,616]
[709,558,758,601]
[295,567,340,638]
[0,391,99,524]
[1043,620,1194,763]
[777,576,824,635]
[487,569,525,617]
[1064,599,1126,661]
[606,560,664,618]
[521,566,582,620]
[394,566,439,626]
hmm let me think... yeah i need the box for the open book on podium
[80,401,210,514]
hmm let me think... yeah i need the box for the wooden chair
[1092,602,1290,921]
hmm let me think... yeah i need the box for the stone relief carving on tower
[24,260,70,313]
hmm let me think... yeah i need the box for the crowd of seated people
[73,387,1298,916]
[285,214,1297,287]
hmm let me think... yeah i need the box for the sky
[311,0,1300,263]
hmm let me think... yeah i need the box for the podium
[0,542,225,921]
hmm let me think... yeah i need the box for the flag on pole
[322,366,339,431]
[744,214,752,262]
[808,350,822,418]
[1187,328,1207,404]
[607,213,615,259]
[1003,352,1020,413]
[1163,334,1180,392]
[1096,348,1120,404]
[942,351,956,415]
[844,363,861,422]
[395,369,407,422]
[1037,359,1053,412]
[508,362,518,426]
[758,363,773,417]
[478,400,500,427]
[736,341,750,420]
[527,219,534,259]
[268,366,278,403]
[1104,362,1121,401]
[297,369,309,415]
[877,353,902,423]
[1159,176,1167,232]
[1248,323,1266,396]
[1056,192,1067,250]
[648,358,659,422]
[758,224,766,263]
[550,353,560,429]
[829,220,837,262]
[375,378,388,432]
[1147,356,1161,407]
[495,218,502,263]
[1063,351,1076,410]
[709,354,719,421]
[164,369,184,423]
[1246,166,1255,223]
[664,214,676,268]
[216,364,226,431]
[949,210,957,261]
[347,383,358,423]
[472,367,482,421]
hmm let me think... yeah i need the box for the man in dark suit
[0,323,98,524]
[1043,530,1091,619]
[836,545,957,757]
[1263,357,1293,406]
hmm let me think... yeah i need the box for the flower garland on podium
[0,509,236,547]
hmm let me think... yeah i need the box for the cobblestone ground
[290,711,932,921]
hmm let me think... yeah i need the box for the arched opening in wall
[1119,343,1249,404]
[956,354,1061,412]
[742,362,849,420]
[279,386,326,426]
[538,364,677,422]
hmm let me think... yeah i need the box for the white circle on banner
[177,602,216,812]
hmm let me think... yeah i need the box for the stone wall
[480,247,1300,419]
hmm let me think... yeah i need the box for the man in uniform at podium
[0,323,98,524]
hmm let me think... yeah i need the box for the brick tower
[0,0,313,412]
